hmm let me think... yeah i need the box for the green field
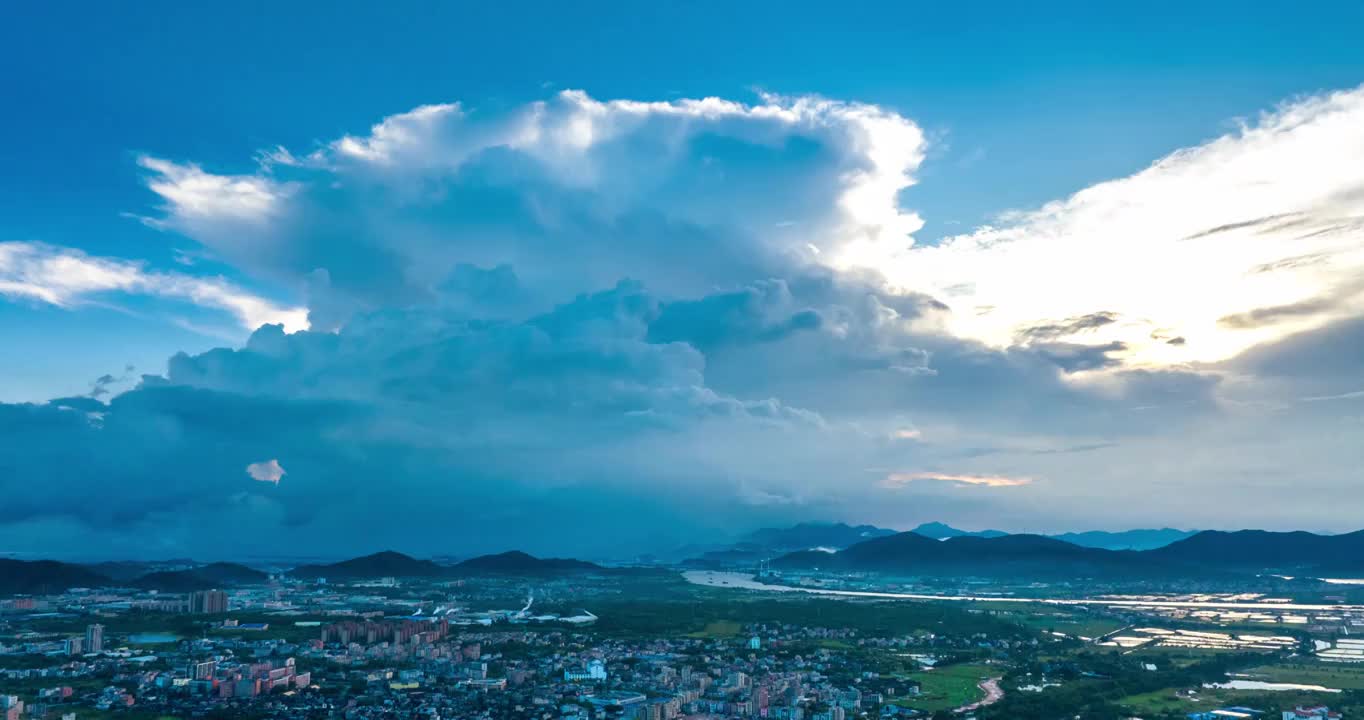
[1018,614,1126,639]
[1118,684,1328,716]
[890,663,995,712]
[586,594,1029,640]
[686,620,742,638]
[1114,659,1364,717]
[1241,661,1364,690]
[1127,644,1251,661]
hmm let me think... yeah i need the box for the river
[1206,680,1341,693]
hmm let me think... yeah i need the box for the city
[5,526,1364,720]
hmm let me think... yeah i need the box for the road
[954,677,1004,713]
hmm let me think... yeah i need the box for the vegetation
[585,595,1033,640]
[890,662,996,712]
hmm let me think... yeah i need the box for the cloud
[7,86,1364,556]
[881,472,1034,489]
[1217,289,1356,329]
[138,156,292,223]
[1301,389,1364,403]
[134,90,929,327]
[1014,311,1120,343]
[245,459,285,484]
[0,241,307,332]
[875,85,1364,368]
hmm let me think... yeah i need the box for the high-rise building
[84,624,103,653]
[1,695,25,720]
[64,637,84,655]
[189,590,228,614]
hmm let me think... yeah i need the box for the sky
[2,1,1363,560]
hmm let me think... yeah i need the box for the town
[4,556,1364,720]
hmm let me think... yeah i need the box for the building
[1189,709,1263,720]
[1283,707,1343,720]
[84,623,104,653]
[189,589,228,614]
[1,696,24,720]
[64,637,83,655]
[565,659,608,682]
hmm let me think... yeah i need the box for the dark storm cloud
[647,280,822,350]
[1218,296,1339,329]
[1013,311,1120,343]
[1029,341,1128,373]
[1227,315,1364,380]
[1183,212,1301,240]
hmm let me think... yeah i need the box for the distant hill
[452,551,602,575]
[774,527,1364,579]
[0,559,111,595]
[775,531,1161,579]
[1150,529,1364,573]
[682,523,897,568]
[1052,528,1196,551]
[780,531,1205,580]
[85,559,200,581]
[908,522,1190,549]
[291,551,447,579]
[290,550,602,580]
[681,544,771,568]
[740,522,898,551]
[910,522,1008,540]
[133,562,269,591]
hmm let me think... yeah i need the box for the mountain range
[6,528,1363,594]
[1050,528,1198,551]
[131,562,271,591]
[1147,530,1364,574]
[740,522,899,551]
[451,550,602,575]
[289,550,605,579]
[908,522,1009,540]
[773,528,1364,579]
[682,521,1197,568]
[0,549,610,595]
[907,522,1196,550]
[0,559,112,595]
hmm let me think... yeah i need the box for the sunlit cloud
[138,156,292,223]
[861,85,1364,369]
[0,241,307,332]
[882,472,1034,489]
[131,89,930,315]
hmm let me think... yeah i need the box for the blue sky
[3,2,1363,558]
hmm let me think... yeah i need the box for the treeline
[586,596,1030,640]
[977,651,1265,720]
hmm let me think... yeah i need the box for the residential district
[3,567,1364,720]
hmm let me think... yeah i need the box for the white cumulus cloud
[0,241,308,332]
[245,459,286,484]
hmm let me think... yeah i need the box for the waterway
[683,571,1364,612]
[1206,680,1341,693]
